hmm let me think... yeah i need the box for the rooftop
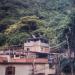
[26,37,48,43]
[0,56,48,64]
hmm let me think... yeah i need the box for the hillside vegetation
[0,0,75,50]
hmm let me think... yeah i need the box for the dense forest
[0,0,75,51]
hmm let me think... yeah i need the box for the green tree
[7,33,29,45]
[0,33,6,46]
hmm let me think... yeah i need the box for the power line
[50,40,66,49]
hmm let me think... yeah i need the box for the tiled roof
[0,57,7,62]
[12,58,48,64]
[0,55,48,64]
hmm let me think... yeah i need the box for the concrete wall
[0,64,32,75]
[24,40,49,53]
[0,63,55,75]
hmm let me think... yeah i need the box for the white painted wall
[0,64,32,75]
[0,64,55,75]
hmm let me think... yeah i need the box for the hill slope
[0,0,75,50]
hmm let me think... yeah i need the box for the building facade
[0,57,56,75]
[0,37,56,75]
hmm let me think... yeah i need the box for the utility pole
[66,34,71,58]
[66,32,74,75]
[55,53,61,75]
[32,59,35,75]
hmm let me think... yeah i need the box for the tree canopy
[0,0,75,51]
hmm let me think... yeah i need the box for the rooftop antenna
[32,35,36,38]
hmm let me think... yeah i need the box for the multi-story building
[0,37,56,75]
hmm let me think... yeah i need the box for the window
[41,47,43,51]
[5,66,15,75]
[27,48,30,52]
[20,54,25,58]
[16,55,19,57]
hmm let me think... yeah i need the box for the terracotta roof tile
[0,57,7,62]
[12,58,48,63]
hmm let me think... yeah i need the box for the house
[0,37,56,75]
[0,57,56,75]
[24,37,49,53]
